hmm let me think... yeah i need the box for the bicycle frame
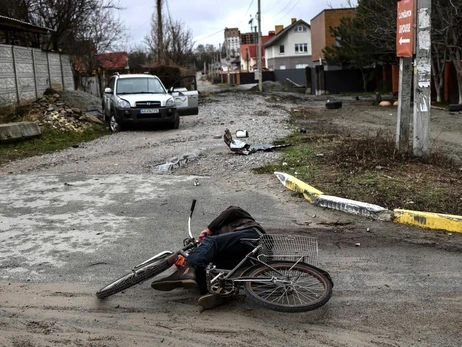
[207,241,307,292]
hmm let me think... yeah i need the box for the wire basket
[257,234,319,266]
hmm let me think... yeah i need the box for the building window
[294,26,307,32]
[295,64,309,69]
[279,65,286,70]
[279,45,285,54]
[295,43,308,53]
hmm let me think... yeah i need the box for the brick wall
[311,8,356,63]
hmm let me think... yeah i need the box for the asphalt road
[1,89,462,346]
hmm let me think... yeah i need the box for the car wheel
[170,111,180,129]
[109,110,122,133]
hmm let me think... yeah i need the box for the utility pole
[413,0,432,158]
[257,0,262,92]
[395,0,415,152]
[156,0,163,65]
[413,0,431,158]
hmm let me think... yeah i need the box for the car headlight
[166,97,175,107]
[117,98,131,109]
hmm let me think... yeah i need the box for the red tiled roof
[97,52,128,69]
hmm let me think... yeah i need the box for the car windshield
[116,78,165,94]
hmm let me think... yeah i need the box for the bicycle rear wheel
[96,257,173,299]
[243,261,332,312]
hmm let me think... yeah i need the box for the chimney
[275,25,284,35]
[291,18,297,24]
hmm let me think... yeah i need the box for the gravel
[0,90,306,176]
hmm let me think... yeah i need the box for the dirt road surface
[1,88,462,346]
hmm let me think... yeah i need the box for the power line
[195,28,225,43]
[274,0,302,22]
[194,0,255,43]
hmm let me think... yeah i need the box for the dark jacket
[207,206,266,236]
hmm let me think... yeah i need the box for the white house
[264,19,312,70]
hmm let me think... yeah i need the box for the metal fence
[0,44,75,106]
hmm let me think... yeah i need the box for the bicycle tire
[96,258,173,299]
[243,261,332,312]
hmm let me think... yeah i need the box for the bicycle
[96,200,333,313]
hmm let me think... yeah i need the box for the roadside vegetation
[254,107,462,216]
[0,125,108,166]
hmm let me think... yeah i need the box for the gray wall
[0,44,74,106]
[273,69,307,87]
[267,56,313,70]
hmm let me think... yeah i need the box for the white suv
[102,73,184,132]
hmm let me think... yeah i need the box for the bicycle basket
[257,234,318,266]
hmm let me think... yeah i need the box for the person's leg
[187,228,260,268]
[190,229,260,310]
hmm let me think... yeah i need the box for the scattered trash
[355,243,361,247]
[448,233,453,236]
[223,128,291,155]
[194,178,200,186]
[300,128,307,133]
[235,130,249,138]
[380,101,392,107]
[155,153,198,173]
[315,153,324,157]
[366,228,371,232]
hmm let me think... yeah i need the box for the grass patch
[254,111,462,216]
[0,124,109,166]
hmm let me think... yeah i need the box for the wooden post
[413,0,432,158]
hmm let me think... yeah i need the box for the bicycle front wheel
[243,261,332,312]
[96,257,173,299]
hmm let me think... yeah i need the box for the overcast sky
[118,0,357,50]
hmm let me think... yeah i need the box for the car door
[169,75,199,116]
[104,77,115,118]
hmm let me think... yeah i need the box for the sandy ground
[1,84,462,346]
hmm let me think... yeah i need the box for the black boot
[151,263,197,291]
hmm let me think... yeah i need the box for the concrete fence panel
[0,45,16,105]
[34,49,51,97]
[0,44,75,106]
[61,55,74,91]
[48,52,63,91]
[14,46,36,102]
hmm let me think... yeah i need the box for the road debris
[223,128,291,155]
[23,91,104,132]
[154,154,198,173]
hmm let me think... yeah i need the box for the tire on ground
[448,104,462,112]
[326,101,342,109]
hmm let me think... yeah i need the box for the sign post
[413,0,431,158]
[396,0,415,152]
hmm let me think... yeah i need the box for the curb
[274,171,323,203]
[394,209,462,233]
[274,172,462,233]
[316,195,393,221]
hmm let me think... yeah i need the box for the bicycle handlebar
[190,199,197,218]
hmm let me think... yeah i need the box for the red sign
[396,0,415,57]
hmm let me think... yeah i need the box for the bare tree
[145,8,195,67]
[434,0,462,103]
[72,1,126,93]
